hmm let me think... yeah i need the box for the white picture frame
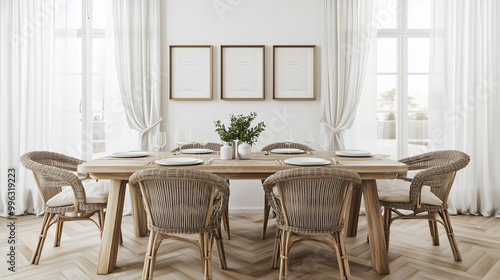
[273,45,316,100]
[169,45,212,100]
[221,45,265,100]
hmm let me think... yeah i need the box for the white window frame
[377,0,430,159]
[53,0,105,160]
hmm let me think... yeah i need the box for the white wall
[161,0,324,212]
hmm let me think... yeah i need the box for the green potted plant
[214,112,266,159]
[214,118,238,159]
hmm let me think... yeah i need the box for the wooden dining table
[77,151,407,275]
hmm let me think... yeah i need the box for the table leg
[361,180,390,274]
[345,186,362,237]
[129,184,148,237]
[97,180,127,274]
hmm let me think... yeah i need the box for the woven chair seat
[46,181,109,207]
[278,224,344,234]
[43,202,107,213]
[148,224,219,235]
[378,179,444,207]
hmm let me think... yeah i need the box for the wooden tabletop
[78,151,407,180]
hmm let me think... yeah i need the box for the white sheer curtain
[429,0,500,217]
[0,0,54,216]
[111,0,162,151]
[320,0,375,151]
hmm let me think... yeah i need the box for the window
[53,0,107,160]
[376,0,430,159]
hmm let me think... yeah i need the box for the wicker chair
[262,167,361,280]
[171,142,232,240]
[20,151,109,265]
[377,150,470,261]
[129,168,229,280]
[260,142,314,239]
[171,142,223,152]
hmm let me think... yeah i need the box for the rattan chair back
[399,150,470,205]
[171,142,223,152]
[130,168,229,233]
[20,151,86,210]
[263,167,361,232]
[261,142,314,152]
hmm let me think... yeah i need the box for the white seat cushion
[46,180,109,207]
[377,179,443,206]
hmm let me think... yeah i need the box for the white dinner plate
[284,157,330,166]
[181,149,214,154]
[110,151,148,158]
[155,158,203,166]
[335,150,372,157]
[270,148,305,154]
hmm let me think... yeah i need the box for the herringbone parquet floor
[1,213,500,279]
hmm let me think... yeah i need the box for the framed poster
[273,45,316,100]
[221,45,265,100]
[169,45,212,100]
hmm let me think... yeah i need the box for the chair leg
[333,232,350,280]
[279,230,291,280]
[223,179,231,240]
[222,208,230,240]
[54,213,64,247]
[200,232,213,280]
[142,231,160,280]
[31,212,55,264]
[428,212,439,246]
[271,228,281,269]
[261,194,271,239]
[214,226,227,269]
[383,207,392,250]
[439,210,462,261]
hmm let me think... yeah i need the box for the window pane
[93,74,104,111]
[408,38,429,73]
[54,38,82,73]
[407,113,429,157]
[92,0,106,29]
[51,74,82,156]
[93,38,105,73]
[377,38,397,73]
[407,0,430,29]
[377,75,397,110]
[52,74,82,108]
[407,75,428,110]
[377,0,399,29]
[377,112,398,159]
[55,0,82,29]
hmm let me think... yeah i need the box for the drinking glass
[198,132,208,148]
[305,131,314,151]
[189,130,198,145]
[319,132,328,157]
[285,130,293,150]
[175,130,185,154]
[152,132,167,159]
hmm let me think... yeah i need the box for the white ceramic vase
[237,142,252,160]
[220,142,233,160]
